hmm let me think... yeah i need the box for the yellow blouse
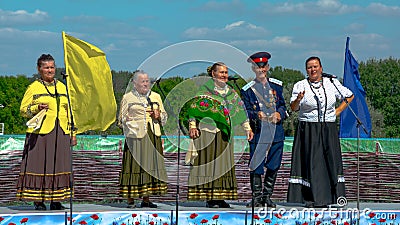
[20,79,73,135]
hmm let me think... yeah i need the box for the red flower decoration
[274,213,283,219]
[135,222,140,225]
[316,221,322,225]
[0,217,4,222]
[314,213,319,217]
[90,214,99,220]
[190,213,198,219]
[379,218,386,222]
[212,214,219,220]
[149,221,155,225]
[200,219,208,224]
[344,222,350,225]
[152,214,158,218]
[8,223,16,225]
[163,223,169,225]
[132,213,138,218]
[20,218,28,223]
[302,222,308,225]
[223,108,229,116]
[331,220,336,225]
[368,212,376,218]
[264,219,272,223]
[122,223,126,225]
[200,101,205,106]
[253,215,260,220]
[79,221,87,225]
[205,103,209,107]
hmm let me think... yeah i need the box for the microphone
[322,73,337,79]
[61,71,68,80]
[146,91,153,109]
[228,76,239,81]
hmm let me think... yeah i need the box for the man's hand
[246,129,254,141]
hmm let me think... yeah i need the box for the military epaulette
[242,80,255,91]
[269,78,283,86]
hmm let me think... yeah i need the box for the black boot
[262,170,278,207]
[246,173,263,207]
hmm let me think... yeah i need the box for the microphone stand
[155,79,183,225]
[328,77,368,225]
[147,95,162,195]
[62,72,76,225]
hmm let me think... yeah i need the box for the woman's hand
[290,90,305,111]
[71,136,77,146]
[189,128,200,139]
[39,103,48,110]
[150,109,160,120]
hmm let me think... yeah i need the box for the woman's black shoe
[34,202,46,210]
[127,201,136,208]
[140,201,157,208]
[217,200,231,208]
[50,202,66,210]
[305,201,314,208]
[206,200,219,208]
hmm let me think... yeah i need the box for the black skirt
[287,121,345,206]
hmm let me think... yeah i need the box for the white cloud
[230,36,296,49]
[344,23,365,33]
[183,21,270,39]
[271,36,294,46]
[260,0,360,15]
[366,3,400,16]
[0,9,49,26]
[225,21,245,30]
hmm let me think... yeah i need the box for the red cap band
[252,57,268,63]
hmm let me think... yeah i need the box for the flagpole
[62,31,75,225]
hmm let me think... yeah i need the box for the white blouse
[290,78,353,122]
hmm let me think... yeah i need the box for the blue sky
[1,0,399,79]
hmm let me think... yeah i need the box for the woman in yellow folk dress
[17,54,77,210]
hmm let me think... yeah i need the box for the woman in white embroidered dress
[287,56,354,208]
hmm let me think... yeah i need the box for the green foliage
[0,76,32,134]
[1,58,399,137]
[359,57,400,137]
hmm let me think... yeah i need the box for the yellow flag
[62,31,117,134]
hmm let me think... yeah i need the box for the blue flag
[339,37,372,138]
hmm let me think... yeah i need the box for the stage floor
[1,201,399,225]
[2,200,399,213]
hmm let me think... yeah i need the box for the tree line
[0,57,399,138]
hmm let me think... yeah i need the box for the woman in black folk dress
[287,56,354,208]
